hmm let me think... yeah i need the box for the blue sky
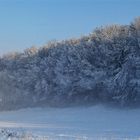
[0,0,140,55]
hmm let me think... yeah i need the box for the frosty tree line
[0,17,140,110]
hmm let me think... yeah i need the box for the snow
[0,105,140,139]
[0,20,140,109]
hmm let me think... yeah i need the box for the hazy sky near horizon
[0,0,140,55]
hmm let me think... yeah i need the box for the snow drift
[0,106,140,139]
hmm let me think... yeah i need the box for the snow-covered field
[0,105,140,140]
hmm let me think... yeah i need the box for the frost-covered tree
[0,17,140,110]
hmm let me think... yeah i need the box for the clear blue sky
[0,0,140,55]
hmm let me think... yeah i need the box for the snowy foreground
[0,105,140,140]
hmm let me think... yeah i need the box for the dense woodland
[0,17,140,110]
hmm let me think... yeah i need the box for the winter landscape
[0,0,140,139]
[0,17,140,139]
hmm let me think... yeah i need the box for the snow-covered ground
[0,105,140,140]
